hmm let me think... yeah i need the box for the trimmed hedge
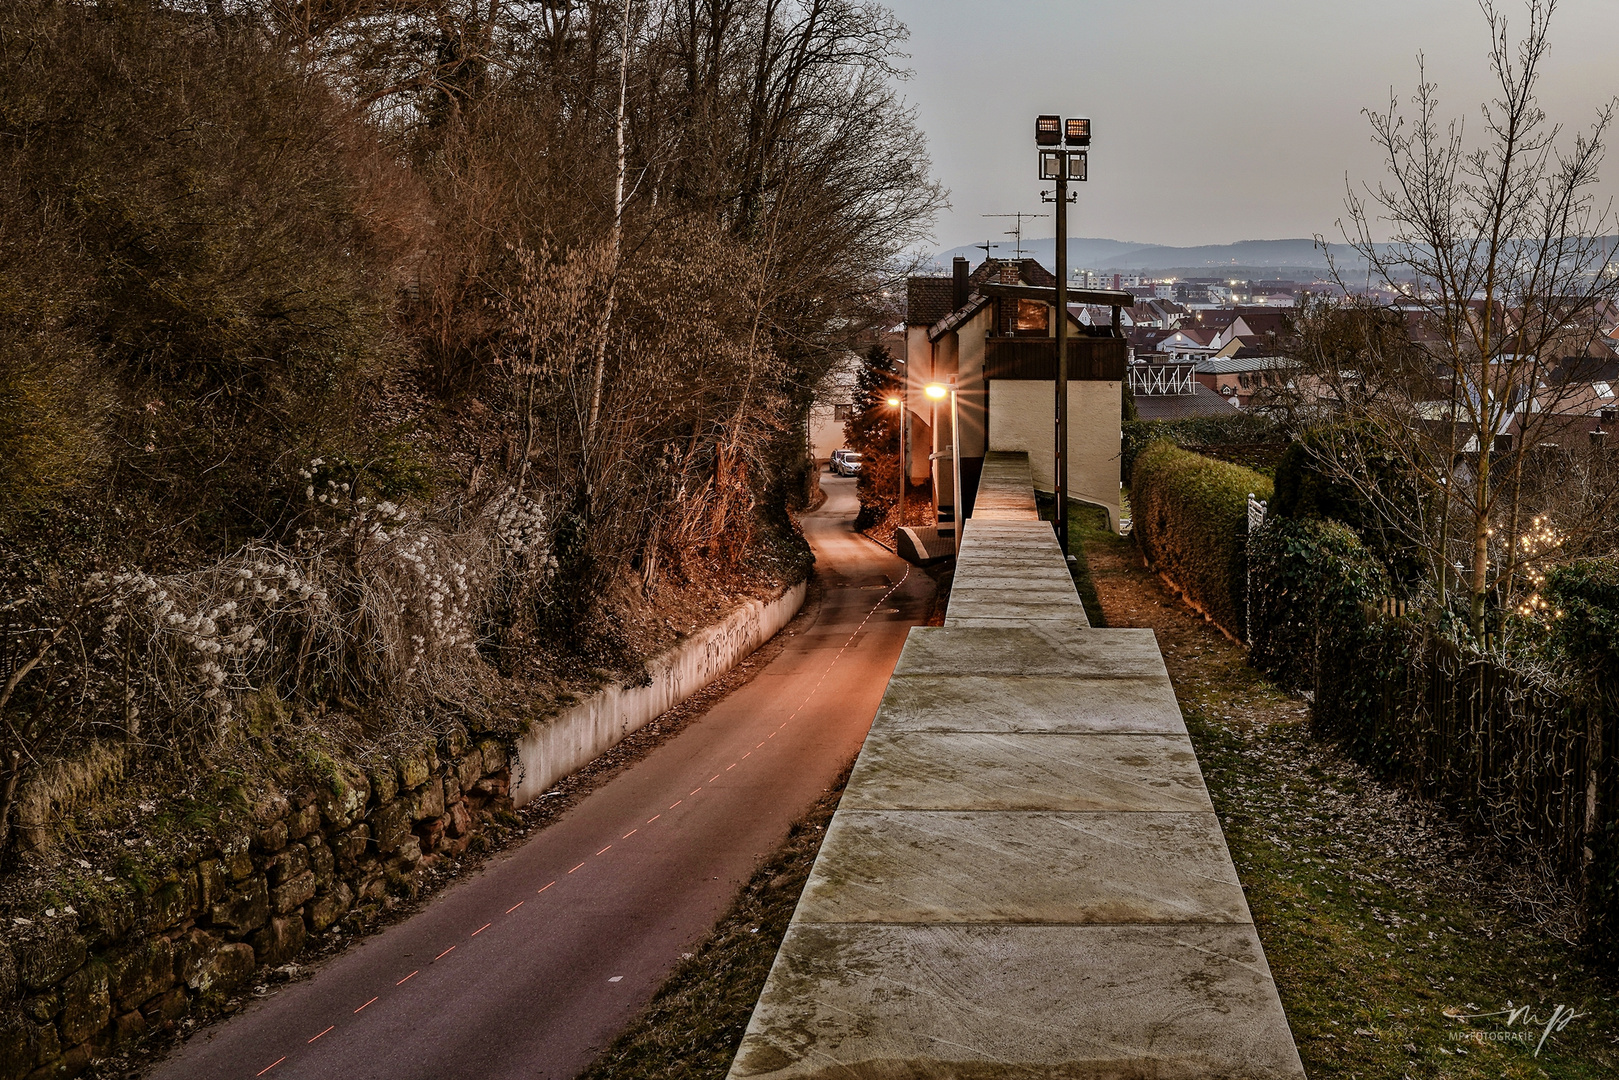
[1121,413,1282,480]
[1130,440,1272,640]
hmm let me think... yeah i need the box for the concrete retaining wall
[511,583,807,807]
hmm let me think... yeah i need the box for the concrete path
[728,452,1305,1079]
[149,476,934,1080]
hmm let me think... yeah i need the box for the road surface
[151,475,932,1080]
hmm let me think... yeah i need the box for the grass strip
[577,767,849,1079]
[1033,495,1109,627]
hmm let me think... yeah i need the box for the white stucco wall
[986,379,1123,531]
[510,582,806,807]
[809,354,861,462]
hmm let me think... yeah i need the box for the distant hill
[933,236,1368,278]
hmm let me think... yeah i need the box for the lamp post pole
[949,377,962,555]
[1037,115,1088,556]
[1054,155,1069,557]
[888,394,905,529]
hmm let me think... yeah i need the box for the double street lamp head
[1036,114,1090,181]
[1034,115,1091,147]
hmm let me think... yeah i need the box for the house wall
[986,379,1123,531]
[808,353,861,462]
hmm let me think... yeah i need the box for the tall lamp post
[924,380,962,555]
[1036,114,1089,556]
[887,394,904,528]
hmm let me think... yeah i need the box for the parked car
[830,450,863,477]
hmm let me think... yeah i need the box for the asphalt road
[150,475,932,1080]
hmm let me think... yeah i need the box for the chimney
[952,256,970,310]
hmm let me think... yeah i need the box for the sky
[878,0,1619,253]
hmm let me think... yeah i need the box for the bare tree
[1311,0,1619,637]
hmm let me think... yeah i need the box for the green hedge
[1130,440,1272,639]
[1247,517,1388,694]
[1121,413,1282,480]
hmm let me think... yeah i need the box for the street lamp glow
[886,396,901,407]
[924,383,948,400]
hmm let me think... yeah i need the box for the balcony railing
[1129,362,1197,396]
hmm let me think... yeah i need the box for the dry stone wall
[0,726,514,1080]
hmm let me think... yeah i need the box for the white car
[830,450,863,477]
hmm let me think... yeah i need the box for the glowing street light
[923,380,962,554]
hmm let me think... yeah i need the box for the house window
[834,404,854,422]
[1015,299,1049,334]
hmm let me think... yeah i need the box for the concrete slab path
[728,452,1305,1079]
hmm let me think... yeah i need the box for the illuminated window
[1015,299,1049,333]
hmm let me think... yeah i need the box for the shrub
[1247,517,1389,693]
[1545,559,1619,690]
[1130,441,1272,639]
[1120,413,1282,480]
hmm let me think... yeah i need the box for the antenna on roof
[982,211,1049,261]
[974,240,994,262]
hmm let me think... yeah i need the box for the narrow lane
[150,475,931,1080]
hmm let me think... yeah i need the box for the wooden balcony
[983,336,1127,381]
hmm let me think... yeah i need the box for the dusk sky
[881,0,1619,253]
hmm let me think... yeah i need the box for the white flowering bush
[0,472,556,842]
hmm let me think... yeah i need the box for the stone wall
[0,726,514,1080]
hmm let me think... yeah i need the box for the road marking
[231,566,913,1079]
[691,787,702,795]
